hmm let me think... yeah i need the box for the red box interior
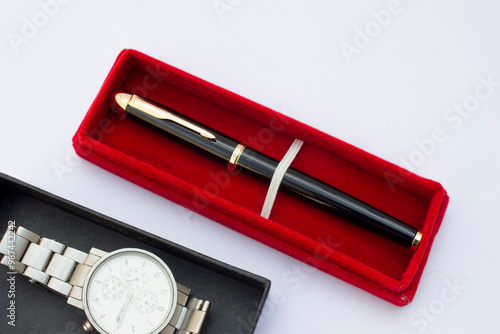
[73,49,448,306]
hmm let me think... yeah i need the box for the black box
[0,173,270,333]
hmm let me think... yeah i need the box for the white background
[1,1,499,333]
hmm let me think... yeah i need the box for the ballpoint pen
[115,93,422,250]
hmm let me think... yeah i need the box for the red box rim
[73,49,448,306]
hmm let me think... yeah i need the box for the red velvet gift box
[73,49,448,306]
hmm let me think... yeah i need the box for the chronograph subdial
[125,266,146,280]
[134,290,158,314]
[102,276,126,300]
[125,266,148,291]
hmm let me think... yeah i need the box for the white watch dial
[83,249,177,334]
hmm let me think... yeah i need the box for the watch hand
[125,277,139,281]
[146,300,154,308]
[116,292,133,329]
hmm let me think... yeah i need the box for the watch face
[82,248,177,334]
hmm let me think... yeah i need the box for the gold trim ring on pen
[228,144,246,171]
[410,231,422,250]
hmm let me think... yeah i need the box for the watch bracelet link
[0,223,210,334]
[162,284,210,334]
[0,223,89,297]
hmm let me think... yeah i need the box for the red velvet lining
[73,49,448,305]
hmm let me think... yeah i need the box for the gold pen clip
[116,93,216,141]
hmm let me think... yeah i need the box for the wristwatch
[0,223,210,334]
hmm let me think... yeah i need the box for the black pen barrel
[238,147,419,249]
[125,103,240,160]
[121,93,421,249]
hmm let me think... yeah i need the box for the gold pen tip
[115,93,132,111]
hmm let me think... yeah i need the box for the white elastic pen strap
[260,138,304,219]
